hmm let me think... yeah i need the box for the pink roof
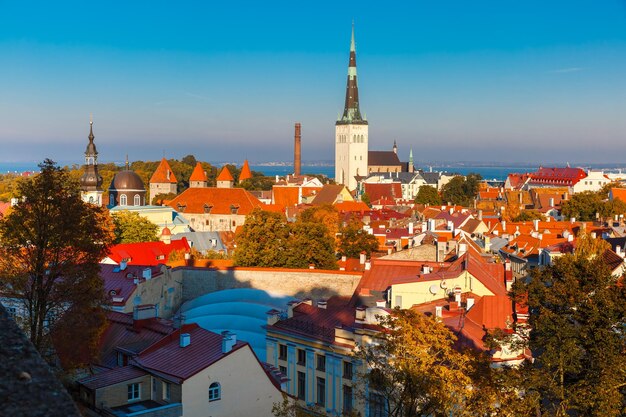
[79,365,148,390]
[106,238,190,266]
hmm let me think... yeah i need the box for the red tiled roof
[311,184,350,205]
[272,186,299,209]
[363,183,403,202]
[529,167,586,186]
[149,158,177,184]
[79,365,148,390]
[106,238,190,266]
[167,187,264,215]
[135,324,247,382]
[239,160,253,181]
[189,162,208,182]
[610,188,626,203]
[216,166,234,182]
[335,201,369,212]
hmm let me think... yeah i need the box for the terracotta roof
[79,365,148,390]
[167,187,264,215]
[610,188,626,203]
[368,151,401,166]
[216,166,234,182]
[239,160,253,181]
[335,201,369,212]
[149,158,177,184]
[189,162,208,182]
[272,186,299,209]
[106,239,190,266]
[311,184,350,205]
[363,183,403,202]
[135,324,247,382]
[529,167,586,186]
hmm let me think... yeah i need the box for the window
[316,354,326,371]
[297,349,306,366]
[343,385,353,412]
[6,306,17,320]
[127,383,140,401]
[208,382,221,402]
[120,194,127,206]
[297,371,306,400]
[316,377,326,406]
[343,361,353,380]
[230,204,239,214]
[134,194,141,206]
[279,344,287,360]
[163,382,171,401]
[203,204,213,214]
[369,393,386,417]
[279,366,287,375]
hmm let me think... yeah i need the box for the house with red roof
[149,158,178,201]
[78,310,286,417]
[167,185,266,232]
[102,238,190,266]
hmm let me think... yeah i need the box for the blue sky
[1,1,625,165]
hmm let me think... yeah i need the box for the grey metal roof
[172,231,227,253]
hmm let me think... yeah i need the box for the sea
[3,162,626,183]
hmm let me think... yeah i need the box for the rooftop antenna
[125,154,129,170]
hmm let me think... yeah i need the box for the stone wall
[176,267,362,302]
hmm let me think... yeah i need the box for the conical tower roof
[239,160,253,181]
[189,162,208,182]
[150,158,178,184]
[216,166,234,182]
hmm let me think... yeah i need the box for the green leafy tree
[299,204,340,244]
[511,255,626,416]
[234,209,290,267]
[240,172,275,191]
[286,222,337,270]
[338,219,379,258]
[513,210,545,222]
[361,191,371,207]
[415,185,442,205]
[560,191,604,221]
[151,192,178,205]
[111,210,159,244]
[0,159,114,361]
[441,173,482,206]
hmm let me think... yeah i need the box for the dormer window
[177,203,186,213]
[230,204,240,215]
[204,204,213,214]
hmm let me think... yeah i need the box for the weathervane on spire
[89,112,93,125]
[125,154,129,170]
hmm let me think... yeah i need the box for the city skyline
[1,1,626,164]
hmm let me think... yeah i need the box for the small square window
[297,349,306,366]
[316,354,326,372]
[279,344,287,361]
[127,383,140,401]
[343,361,353,380]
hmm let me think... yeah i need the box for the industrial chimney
[294,122,302,177]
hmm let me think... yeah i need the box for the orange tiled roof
[272,186,299,209]
[189,162,208,182]
[611,188,626,203]
[167,187,263,215]
[335,201,369,212]
[216,166,234,182]
[150,158,177,184]
[239,160,253,181]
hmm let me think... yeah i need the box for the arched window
[120,194,127,206]
[208,382,221,402]
[134,194,141,206]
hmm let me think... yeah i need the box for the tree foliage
[414,185,442,205]
[234,209,337,269]
[513,210,545,222]
[441,173,482,206]
[111,210,160,244]
[356,309,475,417]
[0,160,114,364]
[561,189,626,222]
[338,219,379,258]
[511,255,626,416]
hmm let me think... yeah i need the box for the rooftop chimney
[317,300,327,309]
[466,298,475,310]
[359,251,366,265]
[221,331,236,353]
[435,305,443,318]
[294,123,301,177]
[180,333,190,348]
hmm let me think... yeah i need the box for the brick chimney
[294,122,301,177]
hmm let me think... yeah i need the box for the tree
[560,191,604,221]
[299,204,340,244]
[286,222,337,270]
[111,210,159,244]
[0,159,114,362]
[234,209,290,267]
[361,191,371,207]
[356,309,474,417]
[338,219,379,258]
[513,210,544,222]
[511,255,626,416]
[414,185,442,205]
[441,173,482,207]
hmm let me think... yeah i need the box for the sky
[1,1,626,165]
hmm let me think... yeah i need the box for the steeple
[80,116,104,204]
[409,147,414,173]
[337,23,367,125]
[393,140,397,154]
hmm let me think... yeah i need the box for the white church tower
[335,24,368,191]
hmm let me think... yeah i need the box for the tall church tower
[80,117,104,205]
[335,24,368,191]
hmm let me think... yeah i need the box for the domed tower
[80,118,104,206]
[108,158,147,208]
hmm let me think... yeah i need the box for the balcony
[105,401,182,417]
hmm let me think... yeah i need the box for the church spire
[337,23,367,125]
